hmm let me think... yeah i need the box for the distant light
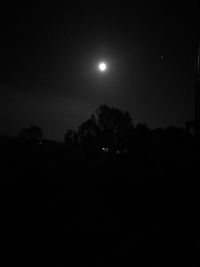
[98,62,107,72]
[102,147,109,152]
[116,148,128,154]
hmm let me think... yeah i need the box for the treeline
[0,104,200,185]
[0,104,198,160]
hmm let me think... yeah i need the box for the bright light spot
[99,62,107,72]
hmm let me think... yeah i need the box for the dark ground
[0,141,200,266]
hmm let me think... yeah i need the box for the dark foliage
[1,106,200,266]
[18,125,43,142]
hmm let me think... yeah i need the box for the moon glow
[98,62,107,72]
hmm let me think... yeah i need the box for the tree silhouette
[94,105,133,148]
[64,105,134,151]
[64,129,79,146]
[78,114,100,148]
[19,125,43,142]
[95,105,132,132]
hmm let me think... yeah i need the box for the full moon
[98,62,107,72]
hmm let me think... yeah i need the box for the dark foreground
[0,142,200,266]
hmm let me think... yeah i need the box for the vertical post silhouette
[186,23,200,136]
[195,36,200,124]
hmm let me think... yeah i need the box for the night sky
[0,2,198,140]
